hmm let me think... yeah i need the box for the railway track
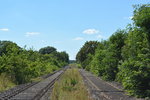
[80,69,140,100]
[0,66,68,100]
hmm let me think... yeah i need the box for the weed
[51,68,92,100]
[0,73,16,92]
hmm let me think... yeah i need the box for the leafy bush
[117,60,150,97]
[0,41,69,85]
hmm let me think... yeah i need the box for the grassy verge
[0,73,16,92]
[51,68,91,100]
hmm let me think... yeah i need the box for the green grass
[51,68,92,100]
[0,73,16,92]
[69,63,82,68]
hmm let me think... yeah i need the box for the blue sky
[0,0,149,60]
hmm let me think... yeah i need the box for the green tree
[59,51,69,63]
[89,42,105,75]
[89,30,127,80]
[39,46,57,54]
[76,41,100,69]
[117,5,150,97]
[133,4,150,31]
[117,27,150,97]
[0,41,69,85]
[0,41,20,56]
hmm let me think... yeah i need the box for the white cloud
[73,37,84,40]
[0,28,9,31]
[25,32,40,37]
[83,29,99,35]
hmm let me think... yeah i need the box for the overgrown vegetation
[76,4,150,98]
[51,67,91,100]
[0,41,69,91]
[0,73,15,92]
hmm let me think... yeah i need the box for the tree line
[76,4,150,98]
[0,41,69,84]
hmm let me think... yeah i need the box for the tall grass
[0,73,16,92]
[51,68,91,100]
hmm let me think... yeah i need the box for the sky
[0,0,149,60]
